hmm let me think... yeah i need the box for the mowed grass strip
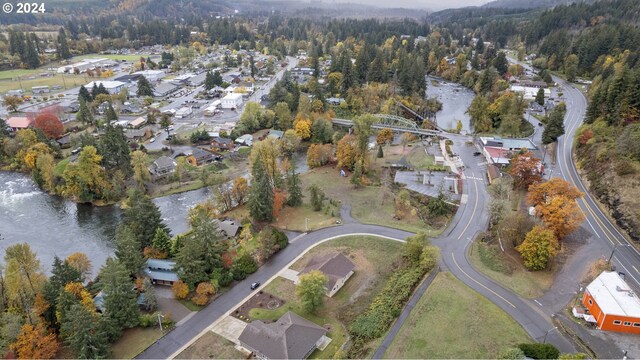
[384,272,531,359]
[175,331,243,359]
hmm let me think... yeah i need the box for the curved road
[139,77,640,359]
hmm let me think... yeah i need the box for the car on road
[473,151,482,156]
[538,122,543,126]
[150,137,156,143]
[250,282,260,290]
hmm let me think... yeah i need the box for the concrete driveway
[279,268,299,283]
[211,316,248,345]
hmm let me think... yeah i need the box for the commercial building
[57,58,109,74]
[582,271,640,334]
[133,70,166,82]
[85,81,126,95]
[221,93,243,109]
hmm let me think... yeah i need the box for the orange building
[582,271,640,334]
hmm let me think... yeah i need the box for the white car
[150,137,156,143]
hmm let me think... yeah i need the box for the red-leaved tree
[34,113,64,139]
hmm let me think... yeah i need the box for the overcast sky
[332,0,491,11]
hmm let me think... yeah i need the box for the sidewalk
[372,267,441,359]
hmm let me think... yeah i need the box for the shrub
[498,347,525,359]
[518,343,560,359]
[191,293,209,306]
[172,280,189,299]
[230,254,258,279]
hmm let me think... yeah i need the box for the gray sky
[335,0,490,11]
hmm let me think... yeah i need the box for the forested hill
[481,0,588,9]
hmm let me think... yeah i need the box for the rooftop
[300,253,355,291]
[6,116,32,129]
[238,311,327,359]
[587,271,640,318]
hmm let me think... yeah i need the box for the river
[0,171,211,276]
[426,76,475,132]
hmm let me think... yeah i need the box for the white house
[221,93,243,109]
[175,107,193,118]
[85,81,126,95]
[133,70,166,82]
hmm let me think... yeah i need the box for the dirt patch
[233,291,286,323]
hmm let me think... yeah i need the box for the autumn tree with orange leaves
[528,178,585,240]
[34,113,64,139]
[10,323,59,359]
[509,150,543,189]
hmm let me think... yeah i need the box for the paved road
[137,224,414,359]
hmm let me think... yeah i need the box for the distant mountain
[481,0,592,9]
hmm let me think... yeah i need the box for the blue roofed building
[144,259,179,286]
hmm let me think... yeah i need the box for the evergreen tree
[99,123,132,175]
[76,98,94,125]
[57,28,71,60]
[367,51,386,83]
[354,45,370,84]
[98,258,140,332]
[493,51,509,76]
[105,104,118,122]
[377,144,384,158]
[123,192,169,249]
[97,83,108,97]
[141,278,157,311]
[114,224,145,275]
[286,162,303,207]
[542,103,566,144]
[535,88,545,106]
[60,304,109,359]
[340,49,354,93]
[42,257,82,329]
[248,156,274,222]
[24,33,40,69]
[204,71,215,90]
[136,76,154,97]
[212,71,223,86]
[152,228,172,255]
[91,83,100,98]
[78,85,92,103]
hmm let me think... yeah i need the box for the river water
[426,76,475,132]
[0,171,211,276]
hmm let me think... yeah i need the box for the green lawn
[384,272,531,359]
[71,53,157,62]
[468,240,554,298]
[406,145,435,170]
[0,74,91,94]
[301,166,441,235]
[175,331,244,359]
[249,236,404,359]
[110,327,165,359]
[274,202,340,232]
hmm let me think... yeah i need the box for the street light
[157,313,165,332]
[607,244,632,266]
[542,326,557,344]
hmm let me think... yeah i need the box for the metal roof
[587,271,640,318]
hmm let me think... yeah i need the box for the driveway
[211,316,247,345]
[155,286,193,325]
[279,268,299,283]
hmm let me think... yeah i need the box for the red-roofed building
[483,146,511,165]
[6,116,33,131]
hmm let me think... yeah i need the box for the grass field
[384,272,531,359]
[175,331,244,359]
[468,240,554,298]
[110,327,164,359]
[248,236,404,359]
[301,166,441,235]
[274,202,340,232]
[0,74,90,94]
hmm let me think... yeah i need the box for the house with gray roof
[298,253,355,297]
[238,311,329,359]
[216,219,241,239]
[144,259,179,286]
[149,156,177,177]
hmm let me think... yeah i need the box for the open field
[0,74,91,94]
[274,203,339,232]
[301,166,441,235]
[245,236,404,359]
[468,240,555,298]
[384,271,532,359]
[110,327,164,359]
[71,53,156,62]
[175,331,244,359]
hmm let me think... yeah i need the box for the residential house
[154,82,179,98]
[187,148,217,166]
[6,116,33,131]
[56,134,71,149]
[144,259,179,286]
[235,134,253,146]
[149,156,177,177]
[297,253,355,297]
[217,219,241,239]
[211,137,234,152]
[582,271,640,334]
[238,311,329,359]
[124,128,151,142]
